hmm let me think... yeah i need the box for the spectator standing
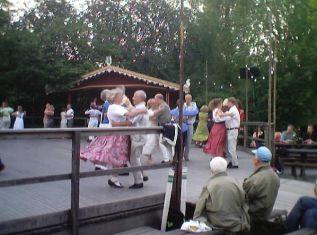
[66,104,74,127]
[183,94,199,161]
[0,101,14,129]
[43,103,54,128]
[60,107,67,128]
[13,105,26,130]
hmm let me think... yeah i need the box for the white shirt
[85,109,101,121]
[66,108,74,120]
[225,105,240,129]
[107,104,127,126]
[212,108,228,123]
[130,102,149,145]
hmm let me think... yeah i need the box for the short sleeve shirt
[107,104,127,126]
[157,102,171,125]
[101,101,110,124]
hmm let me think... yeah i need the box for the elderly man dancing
[129,90,149,189]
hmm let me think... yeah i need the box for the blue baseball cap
[251,146,272,162]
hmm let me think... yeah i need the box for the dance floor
[0,138,315,223]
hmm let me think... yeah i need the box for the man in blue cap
[243,146,280,234]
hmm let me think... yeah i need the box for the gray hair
[100,89,111,101]
[107,88,123,103]
[135,90,147,101]
[210,157,227,174]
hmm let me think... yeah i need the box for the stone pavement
[0,139,315,223]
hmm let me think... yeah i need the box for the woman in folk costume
[13,105,26,130]
[80,88,145,188]
[203,98,232,158]
[193,105,209,147]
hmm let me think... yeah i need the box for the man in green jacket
[243,146,280,234]
[194,157,250,235]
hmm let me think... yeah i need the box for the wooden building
[69,65,180,109]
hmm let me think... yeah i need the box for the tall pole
[173,0,185,212]
[243,65,249,148]
[205,60,208,104]
[273,40,277,134]
[268,30,273,150]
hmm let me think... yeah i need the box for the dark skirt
[203,122,226,157]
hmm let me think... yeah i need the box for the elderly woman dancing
[80,88,145,188]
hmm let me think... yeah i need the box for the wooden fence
[0,127,172,235]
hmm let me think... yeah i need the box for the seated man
[302,124,317,144]
[194,157,250,234]
[285,180,317,232]
[281,124,297,143]
[243,147,280,234]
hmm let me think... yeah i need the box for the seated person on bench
[243,147,280,234]
[302,124,317,144]
[281,124,297,144]
[285,180,317,232]
[193,157,250,234]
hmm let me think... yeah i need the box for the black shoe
[129,183,143,189]
[143,176,149,182]
[108,179,124,188]
[228,165,239,169]
[0,162,4,172]
[95,167,101,171]
[161,160,170,164]
[227,162,232,168]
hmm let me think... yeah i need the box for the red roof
[77,65,180,91]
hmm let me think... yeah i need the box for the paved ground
[0,139,315,223]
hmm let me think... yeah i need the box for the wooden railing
[239,121,274,149]
[0,127,172,235]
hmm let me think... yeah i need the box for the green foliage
[0,0,317,127]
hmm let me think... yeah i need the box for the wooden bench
[284,228,317,235]
[274,143,317,177]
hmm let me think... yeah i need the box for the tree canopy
[0,0,316,128]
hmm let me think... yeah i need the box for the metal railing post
[71,131,80,235]
[243,123,248,148]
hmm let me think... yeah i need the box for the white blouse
[107,104,128,126]
[212,108,228,123]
